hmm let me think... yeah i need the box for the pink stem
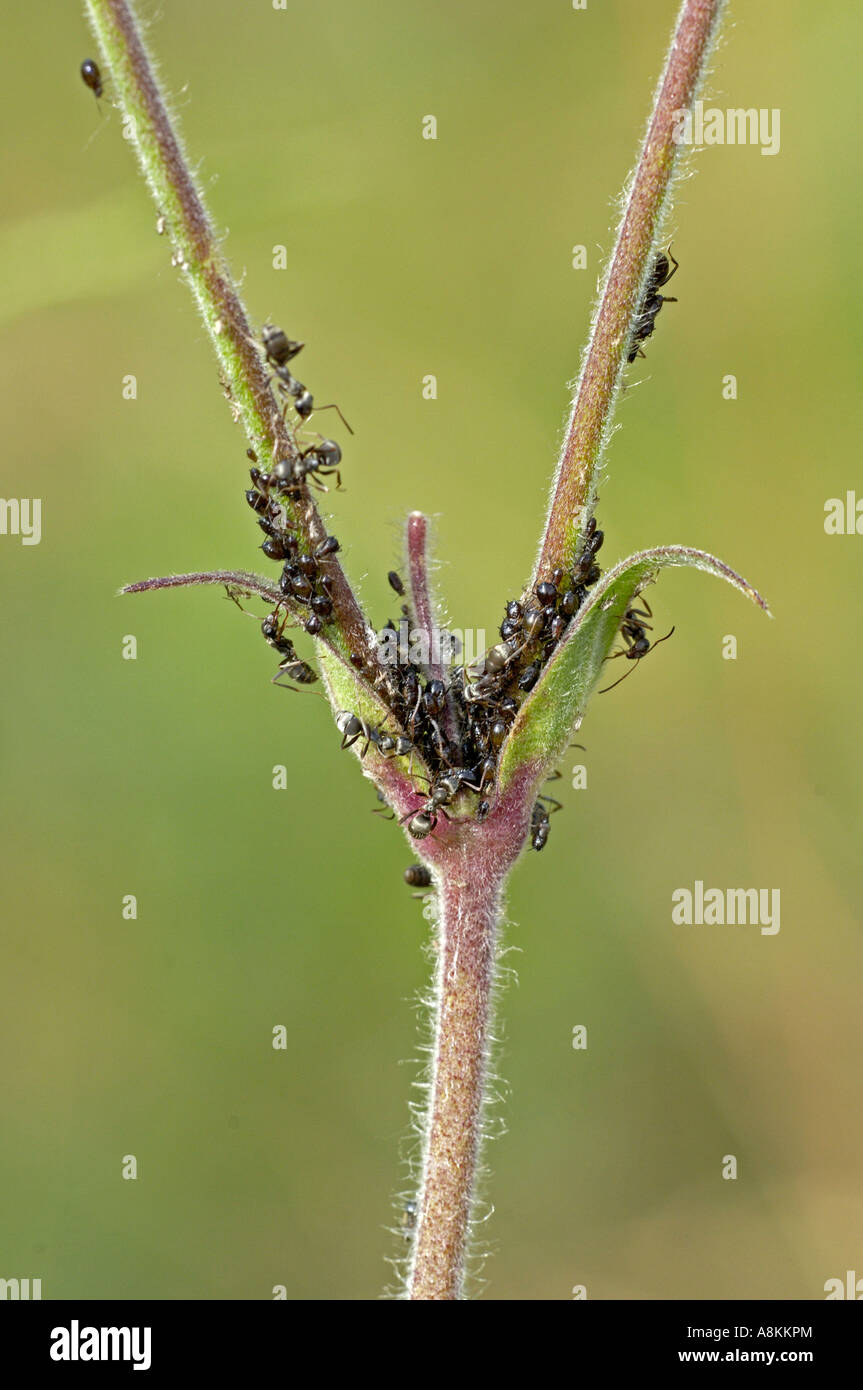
[407,769,535,1299]
[120,570,283,602]
[405,511,459,744]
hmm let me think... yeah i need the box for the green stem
[532,0,727,586]
[84,0,378,671]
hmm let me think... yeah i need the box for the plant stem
[532,0,726,585]
[406,772,534,1300]
[405,511,460,745]
[407,856,504,1300]
[120,570,283,603]
[84,0,379,673]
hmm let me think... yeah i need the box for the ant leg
[310,402,354,435]
[271,671,299,693]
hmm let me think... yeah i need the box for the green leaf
[317,646,430,791]
[497,545,770,791]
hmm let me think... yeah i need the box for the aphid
[404,864,432,888]
[246,447,258,463]
[518,661,541,692]
[627,249,679,362]
[80,58,103,99]
[314,535,340,559]
[261,536,290,561]
[245,487,269,515]
[388,570,405,596]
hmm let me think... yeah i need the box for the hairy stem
[532,0,726,585]
[406,774,533,1300]
[121,570,283,604]
[405,511,459,744]
[407,858,504,1300]
[84,0,378,672]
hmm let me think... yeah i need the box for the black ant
[529,788,562,851]
[336,711,411,760]
[272,439,343,493]
[262,323,304,369]
[400,766,482,840]
[80,59,102,100]
[261,325,353,433]
[599,598,675,693]
[627,249,678,362]
[259,608,317,689]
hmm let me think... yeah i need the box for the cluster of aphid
[242,324,355,686]
[243,259,680,850]
[78,50,682,868]
[335,519,612,849]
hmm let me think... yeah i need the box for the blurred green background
[1,0,861,1300]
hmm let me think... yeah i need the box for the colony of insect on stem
[240,255,677,858]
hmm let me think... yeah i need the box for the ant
[529,788,562,851]
[261,610,318,689]
[599,598,675,693]
[627,249,678,362]
[400,766,482,840]
[336,711,412,760]
[80,58,103,100]
[272,439,343,493]
[252,605,315,688]
[261,324,353,433]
